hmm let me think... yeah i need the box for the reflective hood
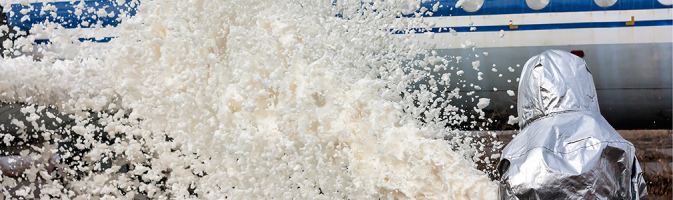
[499,50,648,200]
[517,50,600,128]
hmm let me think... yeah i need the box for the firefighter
[498,50,647,199]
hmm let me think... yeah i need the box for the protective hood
[517,50,600,128]
[499,50,647,200]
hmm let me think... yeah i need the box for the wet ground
[472,129,672,199]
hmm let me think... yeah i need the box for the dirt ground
[471,129,672,199]
[621,130,672,199]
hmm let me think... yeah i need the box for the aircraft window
[594,0,617,8]
[526,0,550,10]
[658,0,673,5]
[460,0,484,12]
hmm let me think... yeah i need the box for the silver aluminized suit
[497,50,648,200]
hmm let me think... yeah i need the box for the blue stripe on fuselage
[31,19,673,43]
[5,0,672,37]
[6,0,137,30]
[34,36,116,44]
[413,0,672,17]
[398,19,673,34]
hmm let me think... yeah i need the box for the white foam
[477,98,490,109]
[0,0,498,199]
[507,115,519,125]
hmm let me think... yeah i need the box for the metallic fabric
[498,50,647,199]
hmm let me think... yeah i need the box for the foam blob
[477,98,490,109]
